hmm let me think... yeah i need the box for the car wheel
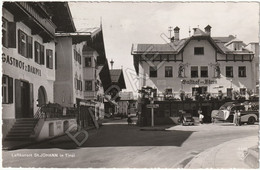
[248,117,256,125]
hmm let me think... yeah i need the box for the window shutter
[49,50,53,69]
[55,52,57,70]
[29,83,34,117]
[8,22,16,48]
[18,30,21,54]
[8,77,13,103]
[15,79,22,118]
[40,45,45,65]
[34,41,38,63]
[27,36,33,58]
[46,50,49,68]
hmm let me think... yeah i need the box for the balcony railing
[18,2,56,36]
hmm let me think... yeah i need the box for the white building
[132,25,258,100]
[2,2,77,140]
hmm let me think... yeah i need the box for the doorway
[15,80,33,118]
[38,86,47,107]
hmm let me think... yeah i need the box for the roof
[110,69,126,89]
[45,2,76,33]
[110,69,122,82]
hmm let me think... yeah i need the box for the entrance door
[15,80,33,118]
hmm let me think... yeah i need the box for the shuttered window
[46,49,53,69]
[2,75,13,104]
[3,19,16,48]
[18,30,27,57]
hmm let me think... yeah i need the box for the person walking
[233,110,238,126]
[198,108,204,124]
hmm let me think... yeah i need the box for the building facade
[132,25,258,100]
[2,2,78,139]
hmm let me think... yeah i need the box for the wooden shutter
[8,77,13,103]
[18,30,21,54]
[15,79,22,118]
[46,50,50,68]
[8,22,16,48]
[40,45,45,65]
[27,36,33,58]
[34,41,38,63]
[29,83,34,118]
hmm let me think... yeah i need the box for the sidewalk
[184,136,258,169]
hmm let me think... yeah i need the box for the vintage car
[211,101,259,124]
[181,112,195,126]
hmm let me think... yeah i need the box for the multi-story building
[2,2,77,140]
[118,91,137,116]
[132,25,258,100]
[54,27,111,128]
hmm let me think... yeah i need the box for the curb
[3,126,97,151]
[244,146,259,168]
[184,136,258,169]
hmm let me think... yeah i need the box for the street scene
[1,1,259,169]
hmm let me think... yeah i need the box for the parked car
[181,112,195,126]
[211,101,259,124]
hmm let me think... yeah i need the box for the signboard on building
[181,79,217,85]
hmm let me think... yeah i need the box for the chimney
[193,28,197,35]
[174,26,180,41]
[170,36,174,42]
[110,59,114,69]
[204,25,211,35]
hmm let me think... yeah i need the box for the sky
[69,2,259,92]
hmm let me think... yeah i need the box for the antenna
[168,26,173,40]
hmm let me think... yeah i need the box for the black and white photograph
[1,1,259,168]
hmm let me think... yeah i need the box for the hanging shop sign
[2,53,41,76]
[181,79,217,85]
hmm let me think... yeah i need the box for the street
[2,118,258,168]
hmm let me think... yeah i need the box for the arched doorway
[38,86,47,107]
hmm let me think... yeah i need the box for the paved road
[2,118,258,168]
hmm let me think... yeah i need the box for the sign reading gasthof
[181,79,217,85]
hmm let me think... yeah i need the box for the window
[85,80,92,91]
[226,66,233,77]
[194,47,204,55]
[200,66,208,78]
[74,50,77,61]
[2,75,13,104]
[2,18,8,47]
[240,88,246,95]
[149,66,157,77]
[85,57,91,67]
[18,30,27,57]
[191,66,198,78]
[227,88,232,98]
[165,88,172,94]
[238,66,246,77]
[165,66,173,77]
[46,49,53,69]
[77,80,82,91]
[2,19,16,48]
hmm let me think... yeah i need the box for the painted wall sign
[2,53,41,76]
[182,79,217,85]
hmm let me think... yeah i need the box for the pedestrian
[237,110,241,126]
[198,108,203,124]
[233,110,238,126]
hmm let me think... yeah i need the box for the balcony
[3,2,56,43]
[84,91,98,100]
